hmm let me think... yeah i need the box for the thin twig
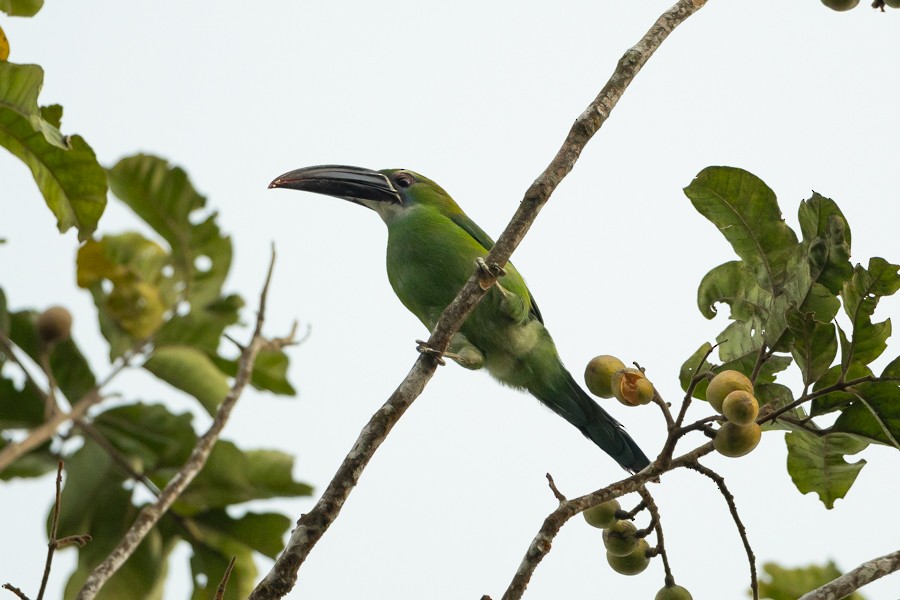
[250,2,707,598]
[36,461,64,600]
[636,486,674,586]
[685,461,757,600]
[545,474,567,503]
[1,584,30,600]
[762,374,898,424]
[74,247,286,600]
[617,500,647,521]
[75,419,162,496]
[214,556,238,600]
[797,548,900,600]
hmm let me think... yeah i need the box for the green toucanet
[270,165,650,472]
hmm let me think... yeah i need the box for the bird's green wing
[450,212,544,324]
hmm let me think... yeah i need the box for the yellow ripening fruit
[584,355,626,398]
[714,422,762,458]
[606,538,650,576]
[820,0,859,10]
[583,499,620,529]
[706,370,753,413]
[602,519,639,557]
[36,306,73,344]
[610,368,654,407]
[722,390,759,425]
[655,584,694,600]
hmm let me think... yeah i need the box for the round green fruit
[722,390,759,425]
[602,519,639,557]
[655,584,694,600]
[714,422,762,458]
[883,0,900,8]
[36,306,72,344]
[585,355,626,398]
[706,370,753,413]
[606,538,650,576]
[820,0,859,10]
[583,499,620,529]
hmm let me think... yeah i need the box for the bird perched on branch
[270,165,650,472]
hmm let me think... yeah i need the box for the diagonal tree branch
[798,549,900,600]
[74,247,285,600]
[249,1,707,598]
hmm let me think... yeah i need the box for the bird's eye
[393,172,414,188]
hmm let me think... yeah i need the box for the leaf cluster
[680,166,899,508]
[1,30,307,597]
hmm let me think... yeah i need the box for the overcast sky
[2,1,899,598]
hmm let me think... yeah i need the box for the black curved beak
[268,165,401,207]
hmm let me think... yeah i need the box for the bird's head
[269,165,463,223]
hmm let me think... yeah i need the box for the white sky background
[2,1,900,598]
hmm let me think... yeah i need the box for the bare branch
[214,557,238,600]
[36,461,65,600]
[74,248,285,600]
[798,549,900,600]
[250,1,707,597]
[636,486,674,587]
[545,473,567,503]
[0,350,134,474]
[685,461,757,600]
[1,584,30,600]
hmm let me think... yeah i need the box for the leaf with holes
[107,154,233,308]
[785,431,867,509]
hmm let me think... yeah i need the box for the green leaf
[758,561,865,600]
[684,166,798,293]
[810,363,873,416]
[143,345,231,414]
[696,260,769,321]
[679,342,714,400]
[0,62,107,239]
[0,439,56,479]
[170,441,312,514]
[189,534,256,600]
[0,0,44,17]
[883,355,900,379]
[0,374,44,428]
[798,193,853,294]
[193,510,291,559]
[785,431,867,509]
[0,286,8,334]
[107,154,233,308]
[787,311,837,386]
[213,349,296,396]
[7,310,97,403]
[840,258,900,368]
[93,402,197,472]
[832,380,900,448]
[155,293,243,354]
[58,440,176,600]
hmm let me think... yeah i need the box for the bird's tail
[534,369,651,473]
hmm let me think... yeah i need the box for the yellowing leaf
[0,24,9,61]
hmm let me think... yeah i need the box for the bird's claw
[415,339,446,366]
[475,257,506,289]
